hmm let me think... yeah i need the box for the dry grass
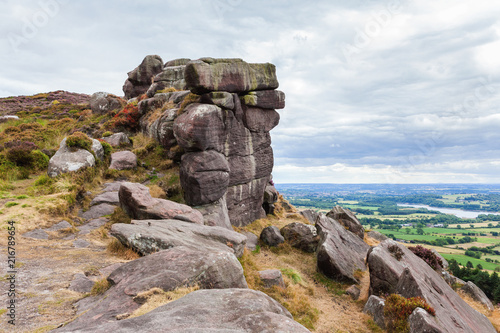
[90,278,111,296]
[128,285,200,319]
[107,238,140,260]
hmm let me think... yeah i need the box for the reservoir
[397,204,500,219]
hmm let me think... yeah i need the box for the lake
[397,203,500,219]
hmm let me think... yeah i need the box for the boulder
[200,91,235,110]
[79,203,116,220]
[260,226,284,247]
[408,307,443,333]
[431,249,448,270]
[242,105,280,133]
[363,295,386,329]
[280,222,319,253]
[73,239,90,248]
[194,196,232,230]
[57,288,310,333]
[315,214,370,284]
[259,269,285,289]
[240,90,285,109]
[77,218,108,235]
[300,209,320,224]
[22,228,49,240]
[46,220,72,231]
[90,191,119,206]
[242,231,259,251]
[123,55,164,99]
[185,58,279,94]
[57,246,248,331]
[461,281,494,311]
[48,138,99,177]
[109,151,137,170]
[366,230,388,242]
[69,273,94,293]
[0,115,19,123]
[90,92,124,115]
[118,182,203,224]
[326,206,364,239]
[367,240,496,333]
[146,65,187,97]
[345,285,361,300]
[102,133,131,147]
[226,177,268,227]
[110,219,246,258]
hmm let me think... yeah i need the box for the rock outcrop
[367,240,496,333]
[363,295,386,329]
[101,132,131,147]
[461,281,494,312]
[123,55,164,100]
[47,137,103,177]
[280,222,319,253]
[90,92,124,114]
[316,214,370,284]
[133,56,285,227]
[260,226,284,247]
[326,206,365,239]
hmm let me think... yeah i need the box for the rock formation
[47,137,103,177]
[123,55,164,100]
[130,56,285,227]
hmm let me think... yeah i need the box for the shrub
[102,131,112,137]
[5,140,38,166]
[31,150,49,170]
[90,278,111,295]
[66,132,92,151]
[408,245,443,270]
[384,294,435,333]
[112,102,140,130]
[99,140,112,157]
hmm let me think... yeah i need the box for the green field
[441,254,500,271]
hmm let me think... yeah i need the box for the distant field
[441,253,500,271]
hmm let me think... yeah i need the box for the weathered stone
[326,206,364,239]
[140,108,178,150]
[90,191,119,206]
[69,273,94,293]
[138,91,191,115]
[173,103,228,152]
[363,295,386,329]
[431,249,448,270]
[164,58,191,67]
[263,184,279,215]
[48,138,96,177]
[102,133,131,147]
[102,181,126,192]
[146,65,187,97]
[260,226,284,247]
[185,58,279,94]
[408,307,443,333]
[242,105,280,132]
[280,222,319,253]
[254,146,274,179]
[461,281,494,311]
[226,177,268,227]
[367,230,388,242]
[259,269,285,288]
[118,182,203,224]
[57,288,309,333]
[78,218,108,235]
[242,231,259,251]
[123,55,164,99]
[110,219,246,257]
[109,151,137,170]
[346,285,361,300]
[200,91,235,109]
[57,247,248,331]
[300,209,320,224]
[90,92,124,115]
[0,115,19,123]
[180,151,230,206]
[227,154,254,186]
[23,228,49,240]
[367,240,496,333]
[316,214,369,284]
[46,220,72,231]
[194,195,232,230]
[92,139,104,161]
[79,204,116,220]
[240,90,285,109]
[73,239,90,248]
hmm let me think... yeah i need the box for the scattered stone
[280,222,319,253]
[90,192,120,206]
[367,240,496,332]
[78,218,108,235]
[326,206,365,239]
[242,231,259,251]
[57,289,310,333]
[46,220,72,231]
[73,239,90,248]
[48,138,97,177]
[461,281,494,311]
[90,92,124,115]
[259,269,285,288]
[102,133,131,147]
[363,295,386,330]
[260,226,284,247]
[23,228,49,240]
[102,181,126,192]
[346,285,361,300]
[69,273,95,293]
[111,219,246,257]
[366,230,388,242]
[109,151,137,170]
[79,204,116,220]
[118,182,203,224]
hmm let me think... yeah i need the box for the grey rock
[46,220,72,231]
[346,285,361,300]
[326,206,365,239]
[194,196,232,230]
[242,232,259,251]
[0,115,19,123]
[118,182,203,224]
[431,249,448,270]
[109,151,137,170]
[461,281,494,311]
[164,58,191,67]
[367,230,388,242]
[91,139,104,161]
[259,269,285,288]
[56,288,309,333]
[73,239,90,248]
[102,133,131,147]
[240,90,285,109]
[98,263,123,279]
[69,273,94,293]
[280,222,319,253]
[242,105,280,133]
[367,240,496,333]
[90,92,124,115]
[226,177,268,227]
[102,181,126,192]
[123,55,164,99]
[110,219,246,258]
[48,138,96,178]
[363,295,386,329]
[316,214,369,284]
[90,192,119,206]
[300,209,320,224]
[260,226,284,247]
[200,91,235,109]
[78,218,108,235]
[79,204,116,220]
[408,307,443,333]
[23,228,49,240]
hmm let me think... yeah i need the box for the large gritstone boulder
[123,55,164,100]
[326,206,365,239]
[90,92,125,115]
[146,64,188,97]
[47,138,102,177]
[315,214,370,284]
[57,289,310,333]
[367,240,496,333]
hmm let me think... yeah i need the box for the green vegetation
[384,294,435,333]
[66,131,93,151]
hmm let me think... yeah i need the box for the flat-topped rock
[109,151,137,170]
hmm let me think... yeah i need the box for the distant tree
[457,225,462,229]
[488,223,493,228]
[417,228,424,235]
[477,264,483,270]
[470,224,475,228]
[405,228,410,234]
[466,261,474,269]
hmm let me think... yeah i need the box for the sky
[1,0,500,184]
